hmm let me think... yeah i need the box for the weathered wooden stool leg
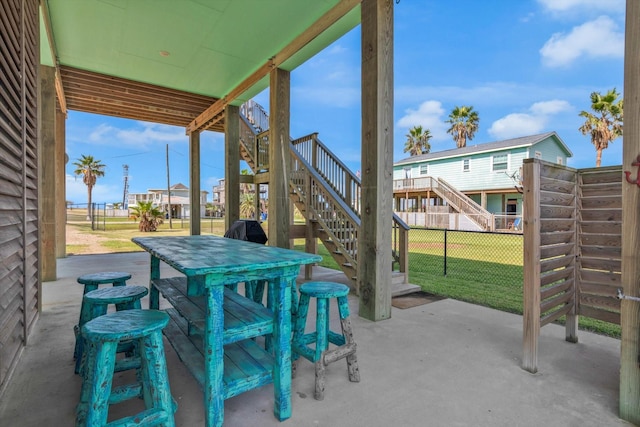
[75,303,108,375]
[74,284,98,361]
[337,295,360,382]
[314,359,326,401]
[313,298,329,400]
[76,341,117,427]
[141,331,175,427]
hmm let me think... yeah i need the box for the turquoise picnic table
[132,235,322,427]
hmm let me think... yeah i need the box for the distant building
[212,178,268,217]
[393,132,572,229]
[127,183,208,218]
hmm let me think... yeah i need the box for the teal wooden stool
[292,281,360,400]
[74,272,132,361]
[74,285,148,374]
[76,309,176,427]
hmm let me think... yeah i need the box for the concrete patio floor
[0,252,632,427]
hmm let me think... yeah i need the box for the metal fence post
[443,228,447,276]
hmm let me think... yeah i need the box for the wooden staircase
[238,101,419,296]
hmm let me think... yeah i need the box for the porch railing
[237,101,410,279]
[291,133,410,274]
[394,176,494,231]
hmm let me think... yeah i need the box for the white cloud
[86,121,188,147]
[396,100,448,140]
[488,114,547,139]
[537,0,625,14]
[540,16,624,67]
[488,99,572,139]
[529,100,572,115]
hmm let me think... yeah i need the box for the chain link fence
[408,227,524,312]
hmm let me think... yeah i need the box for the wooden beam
[224,105,240,231]
[620,0,640,422]
[189,131,201,235]
[38,65,57,281]
[267,68,291,248]
[357,0,393,321]
[55,107,66,258]
[40,0,67,114]
[522,159,541,373]
[186,0,361,134]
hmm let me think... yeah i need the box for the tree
[579,88,623,167]
[446,105,479,148]
[129,201,164,232]
[403,125,432,156]
[72,154,106,220]
[240,193,255,219]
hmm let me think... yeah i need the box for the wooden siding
[0,0,39,393]
[522,159,623,373]
[577,166,622,324]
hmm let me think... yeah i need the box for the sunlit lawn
[67,218,620,338]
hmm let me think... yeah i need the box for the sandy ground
[65,224,116,254]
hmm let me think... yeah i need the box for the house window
[462,158,470,172]
[535,151,542,159]
[557,157,563,165]
[404,167,411,179]
[492,154,508,171]
[420,164,428,175]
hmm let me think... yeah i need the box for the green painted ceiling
[41,0,360,104]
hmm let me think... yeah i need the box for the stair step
[392,283,422,298]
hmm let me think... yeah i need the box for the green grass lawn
[68,219,620,339]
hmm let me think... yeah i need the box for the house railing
[393,176,494,231]
[240,99,269,132]
[435,178,494,231]
[237,101,410,279]
[291,133,410,273]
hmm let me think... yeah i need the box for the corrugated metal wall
[0,0,39,392]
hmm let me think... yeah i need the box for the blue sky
[65,0,625,205]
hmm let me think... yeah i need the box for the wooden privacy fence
[522,159,622,373]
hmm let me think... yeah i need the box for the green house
[392,132,572,230]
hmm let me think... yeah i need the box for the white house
[127,183,208,218]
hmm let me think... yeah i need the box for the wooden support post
[189,131,201,235]
[358,0,393,321]
[224,105,240,230]
[522,159,541,373]
[566,170,579,344]
[38,65,57,281]
[268,68,291,248]
[55,107,66,258]
[620,0,640,422]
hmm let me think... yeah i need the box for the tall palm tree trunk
[86,185,93,220]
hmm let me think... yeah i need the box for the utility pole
[122,164,129,209]
[166,144,172,229]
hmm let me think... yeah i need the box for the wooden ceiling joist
[59,66,223,131]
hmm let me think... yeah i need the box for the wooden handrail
[238,103,410,278]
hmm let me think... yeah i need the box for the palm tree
[72,154,106,220]
[446,105,479,148]
[403,125,432,156]
[129,201,164,232]
[579,88,623,167]
[240,193,256,219]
